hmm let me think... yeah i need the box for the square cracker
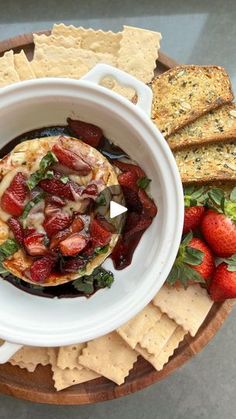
[140,313,177,355]
[0,50,20,86]
[52,23,121,54]
[48,348,100,391]
[33,33,82,49]
[13,50,35,80]
[153,285,213,336]
[31,58,89,79]
[57,344,85,370]
[79,332,138,385]
[117,304,162,349]
[9,346,49,372]
[117,25,161,83]
[136,326,186,371]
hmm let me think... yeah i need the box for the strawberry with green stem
[209,255,236,301]
[201,187,236,257]
[167,231,215,288]
[183,186,207,234]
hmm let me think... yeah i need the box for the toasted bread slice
[168,103,236,150]
[174,141,236,184]
[151,65,234,137]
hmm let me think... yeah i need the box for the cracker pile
[0,23,234,392]
[5,284,212,391]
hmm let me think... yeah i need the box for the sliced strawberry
[39,177,75,200]
[118,171,138,190]
[24,233,48,256]
[49,228,71,250]
[1,172,28,216]
[44,195,66,217]
[71,217,84,233]
[138,189,157,218]
[90,218,113,247]
[60,257,87,274]
[67,118,103,148]
[59,233,88,256]
[24,227,36,237]
[7,217,24,245]
[52,140,91,175]
[29,255,56,283]
[43,213,71,238]
[82,183,98,198]
[114,160,146,178]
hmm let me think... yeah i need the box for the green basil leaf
[96,193,106,206]
[94,245,109,255]
[60,175,69,184]
[21,193,45,220]
[137,177,151,190]
[39,151,58,171]
[0,239,19,259]
[93,268,114,288]
[73,277,94,294]
[0,262,10,277]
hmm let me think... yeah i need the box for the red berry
[24,232,48,256]
[52,140,91,175]
[209,262,236,301]
[39,177,75,200]
[118,171,138,190]
[189,237,215,281]
[67,118,103,148]
[7,217,24,245]
[113,160,146,178]
[1,172,28,216]
[138,189,157,218]
[90,218,113,247]
[201,209,236,257]
[43,213,71,238]
[183,206,205,234]
[29,255,56,283]
[59,233,88,256]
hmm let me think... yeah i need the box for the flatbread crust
[0,136,120,286]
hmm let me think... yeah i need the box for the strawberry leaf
[184,246,204,266]
[218,254,236,272]
[181,264,205,285]
[181,231,193,246]
[207,188,224,206]
[166,265,179,286]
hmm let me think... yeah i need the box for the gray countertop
[0,1,235,418]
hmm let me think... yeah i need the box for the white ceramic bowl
[0,64,184,362]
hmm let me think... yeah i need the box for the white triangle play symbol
[110,200,127,219]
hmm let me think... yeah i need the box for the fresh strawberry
[60,256,87,274]
[44,195,66,217]
[118,171,138,190]
[82,183,98,198]
[39,177,75,200]
[167,232,215,287]
[7,217,24,245]
[209,255,236,301]
[113,160,146,179]
[90,218,113,247]
[138,189,157,218]
[24,227,36,237]
[43,213,71,238]
[29,255,56,283]
[1,172,28,217]
[183,186,207,233]
[52,140,91,175]
[67,118,103,148]
[201,187,236,257]
[59,233,88,256]
[24,232,48,256]
[70,217,84,233]
[49,228,71,250]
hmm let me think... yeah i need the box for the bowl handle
[81,64,153,116]
[0,341,22,363]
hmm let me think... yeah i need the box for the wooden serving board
[0,31,234,405]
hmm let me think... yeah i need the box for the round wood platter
[0,31,234,405]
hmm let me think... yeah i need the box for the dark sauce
[2,124,153,298]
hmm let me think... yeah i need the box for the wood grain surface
[0,31,233,405]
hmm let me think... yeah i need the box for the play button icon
[110,200,127,219]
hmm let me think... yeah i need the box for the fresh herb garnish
[73,267,114,294]
[0,239,19,277]
[27,151,58,190]
[21,192,45,220]
[137,176,151,190]
[96,193,106,206]
[94,244,109,255]
[60,175,69,184]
